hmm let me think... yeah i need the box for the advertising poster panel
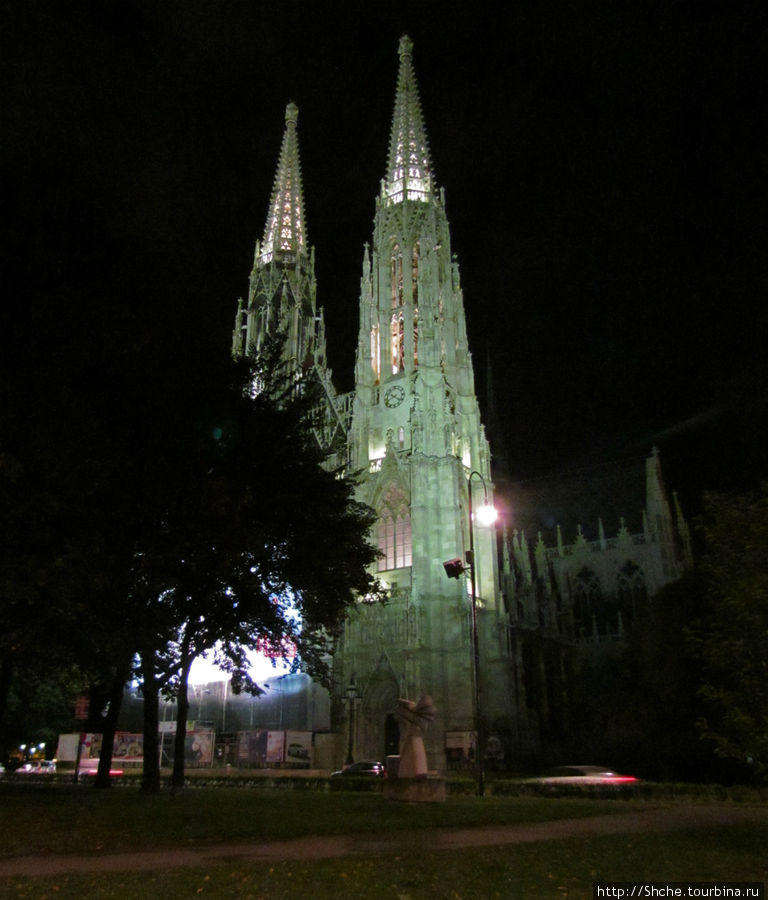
[185,731,214,766]
[56,733,145,770]
[112,732,143,761]
[55,733,80,762]
[284,730,312,767]
[238,730,268,766]
[265,730,285,764]
[445,730,476,768]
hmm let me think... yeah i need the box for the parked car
[15,760,56,775]
[535,765,637,785]
[330,760,386,777]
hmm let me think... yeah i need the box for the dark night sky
[3,1,767,518]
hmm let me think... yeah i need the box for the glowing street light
[467,471,496,797]
[444,470,497,797]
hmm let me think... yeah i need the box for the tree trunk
[140,649,161,792]
[171,646,193,790]
[0,656,14,761]
[93,665,129,789]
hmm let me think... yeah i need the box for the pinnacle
[384,37,434,205]
[260,102,307,261]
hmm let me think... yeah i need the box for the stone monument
[383,694,446,803]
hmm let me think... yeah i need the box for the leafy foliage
[120,335,384,788]
[688,487,768,780]
[0,301,383,777]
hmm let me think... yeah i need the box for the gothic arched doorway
[384,713,399,757]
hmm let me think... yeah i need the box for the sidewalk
[1,803,765,878]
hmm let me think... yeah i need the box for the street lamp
[445,469,497,797]
[343,675,361,765]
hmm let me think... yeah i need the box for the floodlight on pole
[466,469,497,798]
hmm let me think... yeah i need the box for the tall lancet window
[411,244,419,366]
[370,324,381,383]
[391,245,403,308]
[378,485,412,571]
[391,313,405,373]
[411,244,419,305]
[616,562,647,621]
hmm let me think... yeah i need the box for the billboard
[266,730,285,764]
[185,731,214,766]
[238,730,269,766]
[284,730,312,767]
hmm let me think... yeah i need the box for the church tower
[337,37,510,770]
[233,103,348,456]
[233,103,326,370]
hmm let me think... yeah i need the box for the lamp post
[344,675,361,765]
[466,469,497,798]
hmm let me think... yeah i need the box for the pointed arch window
[391,245,403,308]
[411,244,419,305]
[413,307,419,367]
[378,485,412,571]
[616,562,647,622]
[391,312,405,374]
[572,568,603,638]
[370,324,380,384]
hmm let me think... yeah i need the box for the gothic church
[232,37,691,771]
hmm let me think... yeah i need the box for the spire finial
[260,102,307,260]
[383,36,434,204]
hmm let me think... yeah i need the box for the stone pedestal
[383,776,446,803]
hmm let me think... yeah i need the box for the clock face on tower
[384,384,405,408]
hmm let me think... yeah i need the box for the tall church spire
[233,103,326,379]
[341,36,503,772]
[260,102,307,262]
[383,35,435,204]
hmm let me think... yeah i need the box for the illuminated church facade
[232,37,691,770]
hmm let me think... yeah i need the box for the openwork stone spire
[383,35,434,205]
[261,102,307,261]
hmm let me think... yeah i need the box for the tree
[129,340,384,790]
[0,345,144,770]
[688,487,768,781]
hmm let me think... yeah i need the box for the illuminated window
[378,486,412,570]
[407,241,419,365]
[391,313,404,374]
[413,307,419,367]
[398,426,405,449]
[391,245,403,308]
[370,324,380,383]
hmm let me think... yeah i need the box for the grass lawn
[0,783,637,856]
[1,784,766,898]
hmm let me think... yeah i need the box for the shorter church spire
[383,36,434,205]
[260,102,307,262]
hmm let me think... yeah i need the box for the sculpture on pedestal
[394,695,436,779]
